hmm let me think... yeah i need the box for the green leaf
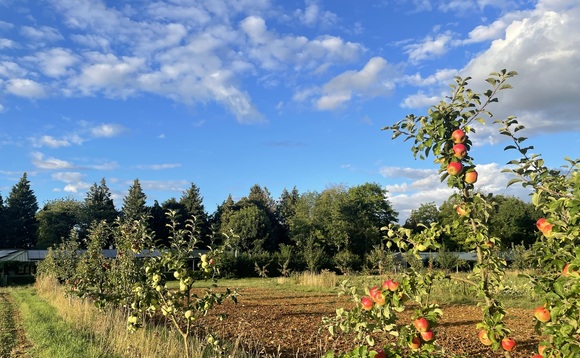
[506,178,522,187]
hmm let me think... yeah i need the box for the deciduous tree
[36,198,82,249]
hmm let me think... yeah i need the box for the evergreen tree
[148,200,167,246]
[36,198,82,249]
[122,179,148,222]
[81,178,118,245]
[4,173,39,248]
[0,193,6,247]
[180,183,209,235]
[277,187,300,231]
[83,178,118,226]
[211,194,235,243]
[242,184,281,251]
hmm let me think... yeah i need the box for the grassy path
[8,286,120,358]
[0,288,18,357]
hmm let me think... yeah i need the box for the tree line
[0,173,541,274]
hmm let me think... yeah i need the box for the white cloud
[20,25,63,43]
[380,166,437,179]
[90,123,126,138]
[52,171,91,193]
[33,48,79,77]
[6,79,46,98]
[461,0,580,136]
[294,0,338,27]
[401,92,441,109]
[31,152,75,170]
[383,162,533,223]
[90,161,118,170]
[0,38,14,49]
[139,179,189,192]
[404,33,454,63]
[316,57,396,110]
[135,163,182,170]
[32,135,71,148]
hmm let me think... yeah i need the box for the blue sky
[1,0,579,222]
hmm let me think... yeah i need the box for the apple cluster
[445,129,478,185]
[477,329,517,352]
[409,317,434,350]
[361,278,401,310]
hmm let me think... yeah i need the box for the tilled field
[197,287,540,357]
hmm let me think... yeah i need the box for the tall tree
[438,194,472,250]
[36,198,82,249]
[4,173,39,248]
[342,183,398,257]
[179,183,209,242]
[235,184,280,251]
[122,179,148,222]
[405,202,440,232]
[221,203,272,254]
[489,195,538,247]
[83,178,118,228]
[148,200,167,246]
[312,184,350,253]
[276,187,300,245]
[211,194,235,242]
[0,192,6,247]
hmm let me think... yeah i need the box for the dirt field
[198,287,540,357]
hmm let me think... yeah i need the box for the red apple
[531,355,542,358]
[451,129,466,143]
[464,169,478,184]
[452,143,467,158]
[372,348,386,358]
[501,337,517,352]
[538,343,550,355]
[413,317,429,332]
[478,330,492,346]
[456,204,468,216]
[409,336,421,350]
[420,330,434,342]
[369,286,381,299]
[447,161,463,176]
[361,296,373,311]
[536,218,553,236]
[373,293,386,306]
[562,262,579,277]
[382,279,400,292]
[534,306,551,323]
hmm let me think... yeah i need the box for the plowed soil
[197,287,540,357]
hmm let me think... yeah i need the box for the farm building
[0,249,209,286]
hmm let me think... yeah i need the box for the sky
[0,0,579,223]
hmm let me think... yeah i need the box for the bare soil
[197,287,540,357]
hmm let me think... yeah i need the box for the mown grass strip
[9,286,119,358]
[0,288,17,357]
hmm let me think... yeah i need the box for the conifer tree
[4,173,39,248]
[122,178,148,222]
[179,183,209,244]
[0,192,6,247]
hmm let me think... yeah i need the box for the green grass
[0,288,17,357]
[9,286,121,358]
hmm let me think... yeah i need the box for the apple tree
[324,70,519,357]
[497,116,580,357]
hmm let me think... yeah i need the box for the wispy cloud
[135,163,182,170]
